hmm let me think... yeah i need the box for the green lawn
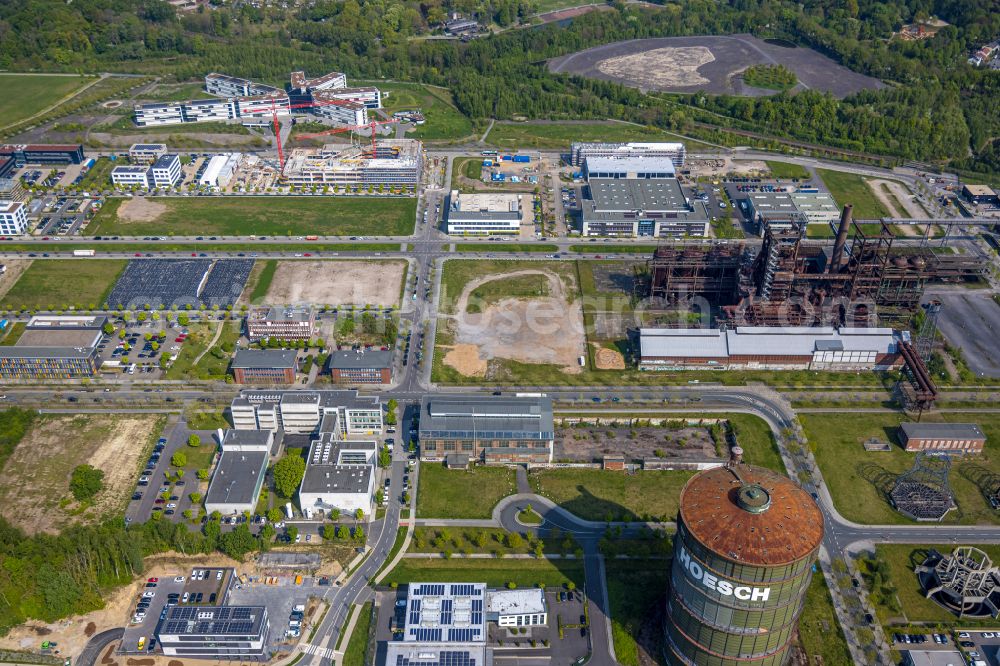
[488,122,691,150]
[804,412,1000,525]
[78,157,120,191]
[184,410,230,430]
[383,557,585,589]
[0,322,26,346]
[411,527,579,556]
[360,81,473,141]
[164,321,242,380]
[765,161,811,180]
[0,260,125,310]
[867,543,1000,626]
[0,242,400,254]
[247,259,278,304]
[342,602,373,666]
[467,273,550,313]
[143,82,210,102]
[796,572,853,663]
[453,244,558,253]
[531,468,694,523]
[177,439,218,475]
[0,74,90,128]
[416,463,515,519]
[605,559,669,666]
[817,169,889,220]
[87,197,417,237]
[438,259,578,315]
[743,64,797,91]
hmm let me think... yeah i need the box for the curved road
[79,628,124,666]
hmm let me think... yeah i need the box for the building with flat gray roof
[230,389,382,435]
[583,156,675,179]
[900,422,986,454]
[328,349,393,384]
[418,395,553,464]
[638,326,904,371]
[231,349,297,384]
[298,433,376,517]
[445,191,524,236]
[582,178,709,238]
[246,305,315,341]
[0,315,105,379]
[385,643,491,666]
[746,191,840,232]
[204,430,272,515]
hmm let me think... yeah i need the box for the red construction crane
[297,118,400,155]
[253,96,371,170]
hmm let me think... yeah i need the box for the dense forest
[1,0,998,172]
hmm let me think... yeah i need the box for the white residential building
[0,200,28,235]
[486,589,548,627]
[111,165,151,189]
[150,154,182,188]
[206,72,282,98]
[297,434,376,516]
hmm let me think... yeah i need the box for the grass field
[817,169,890,219]
[0,260,125,310]
[360,81,473,141]
[804,412,1000,525]
[164,321,241,380]
[467,273,550,314]
[438,259,577,315]
[77,157,120,190]
[453,243,559,253]
[605,559,668,666]
[247,259,278,303]
[342,602,373,666]
[0,74,90,128]
[796,572,853,662]
[383,557,586,589]
[143,82,209,102]
[765,161,811,180]
[416,463,515,519]
[87,197,417,237]
[488,122,694,150]
[0,322,26,346]
[530,468,694,522]
[867,543,1000,626]
[411,527,579,556]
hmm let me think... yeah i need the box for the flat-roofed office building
[418,395,553,464]
[158,605,269,657]
[230,390,382,435]
[298,433,376,516]
[204,430,272,515]
[0,315,105,379]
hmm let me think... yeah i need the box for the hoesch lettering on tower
[677,544,771,602]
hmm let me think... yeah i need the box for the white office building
[199,153,241,189]
[206,72,282,98]
[133,101,186,127]
[309,97,368,126]
[315,87,382,109]
[150,154,182,188]
[0,200,28,235]
[298,434,376,516]
[128,143,167,164]
[230,390,383,436]
[486,589,548,627]
[111,165,151,190]
[204,430,272,516]
[446,191,524,236]
[571,141,687,168]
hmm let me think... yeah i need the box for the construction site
[281,139,423,188]
[641,205,985,328]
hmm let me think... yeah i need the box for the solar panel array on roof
[411,628,443,641]
[450,584,481,596]
[448,628,478,642]
[440,598,453,626]
[417,584,446,596]
[409,599,422,626]
[395,651,477,666]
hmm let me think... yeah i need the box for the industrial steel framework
[915,299,943,363]
[890,452,955,521]
[916,547,1000,618]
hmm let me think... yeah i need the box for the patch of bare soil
[0,259,32,300]
[592,343,625,370]
[117,197,167,223]
[266,260,406,307]
[446,269,585,374]
[0,415,158,534]
[442,343,488,377]
[597,46,714,88]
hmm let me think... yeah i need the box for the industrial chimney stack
[829,204,853,274]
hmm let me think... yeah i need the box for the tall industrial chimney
[829,204,852,274]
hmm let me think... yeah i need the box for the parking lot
[105,258,254,310]
[891,630,1000,664]
[125,421,217,526]
[119,574,187,654]
[932,292,1000,379]
[227,574,328,648]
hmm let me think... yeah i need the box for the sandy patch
[869,178,927,218]
[445,269,585,375]
[593,343,625,370]
[117,197,167,223]
[0,551,246,660]
[0,259,32,300]
[442,344,488,377]
[597,47,714,88]
[0,415,159,535]
[265,260,406,307]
